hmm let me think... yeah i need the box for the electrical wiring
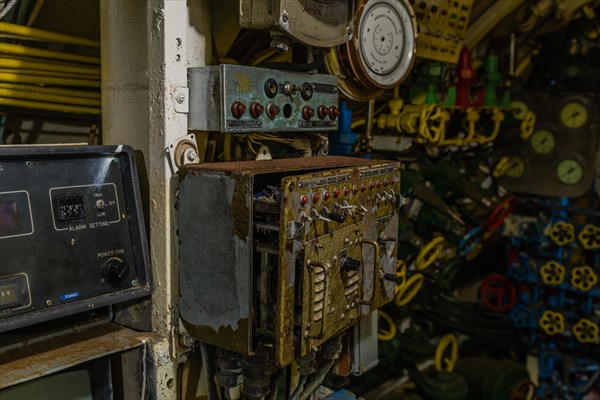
[0,87,101,106]
[0,83,100,99]
[0,97,100,114]
[0,57,100,75]
[0,72,101,87]
[0,68,99,79]
[25,0,42,26]
[0,43,100,64]
[0,22,100,47]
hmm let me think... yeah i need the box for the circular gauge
[509,100,529,121]
[346,0,417,90]
[556,159,584,185]
[530,129,555,154]
[559,101,588,129]
[505,156,526,179]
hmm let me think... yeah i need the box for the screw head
[176,93,185,104]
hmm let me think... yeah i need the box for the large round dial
[505,156,526,179]
[559,102,588,129]
[530,129,555,154]
[351,0,417,89]
[556,159,583,185]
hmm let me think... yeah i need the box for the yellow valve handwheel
[539,310,565,336]
[415,236,445,271]
[549,221,576,246]
[572,318,599,344]
[378,311,397,341]
[571,266,598,292]
[493,157,510,178]
[540,261,566,285]
[578,224,600,250]
[418,105,445,144]
[395,260,408,295]
[520,111,537,140]
[434,333,458,372]
[395,273,424,307]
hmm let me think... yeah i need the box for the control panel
[178,156,401,367]
[188,65,339,133]
[414,0,474,63]
[498,92,599,197]
[0,145,151,331]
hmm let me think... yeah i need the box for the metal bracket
[174,87,189,114]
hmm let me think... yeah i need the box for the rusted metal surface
[0,323,159,389]
[278,162,400,365]
[178,156,401,368]
[182,156,381,174]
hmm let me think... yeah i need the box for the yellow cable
[0,97,100,114]
[434,334,458,372]
[0,43,100,65]
[351,119,366,129]
[223,134,232,161]
[250,49,277,67]
[0,87,101,107]
[0,83,100,99]
[26,0,45,26]
[0,72,101,88]
[0,22,100,48]
[0,68,99,79]
[0,58,100,76]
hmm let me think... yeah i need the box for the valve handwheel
[378,310,397,341]
[415,236,445,271]
[479,273,517,313]
[395,273,424,307]
[485,195,516,234]
[434,333,458,372]
[548,221,576,246]
[538,310,565,336]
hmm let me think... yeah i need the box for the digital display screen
[0,201,17,230]
[0,283,18,307]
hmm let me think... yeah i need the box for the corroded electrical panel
[178,156,401,367]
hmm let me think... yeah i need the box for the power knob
[104,258,130,286]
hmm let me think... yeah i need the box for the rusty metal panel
[178,171,253,355]
[178,157,401,367]
[0,323,157,389]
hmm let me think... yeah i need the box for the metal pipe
[0,97,100,114]
[365,98,375,140]
[509,34,516,76]
[0,43,100,64]
[0,22,100,47]
[464,0,527,49]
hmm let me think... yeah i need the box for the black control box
[0,145,151,331]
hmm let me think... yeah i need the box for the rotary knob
[104,258,130,286]
[302,106,315,121]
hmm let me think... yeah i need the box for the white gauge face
[358,0,415,87]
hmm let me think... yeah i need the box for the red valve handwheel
[479,273,517,313]
[486,195,517,234]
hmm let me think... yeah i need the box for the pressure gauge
[530,129,555,154]
[346,0,417,91]
[556,159,584,185]
[559,101,588,129]
[505,156,526,179]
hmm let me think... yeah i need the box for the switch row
[231,101,339,121]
